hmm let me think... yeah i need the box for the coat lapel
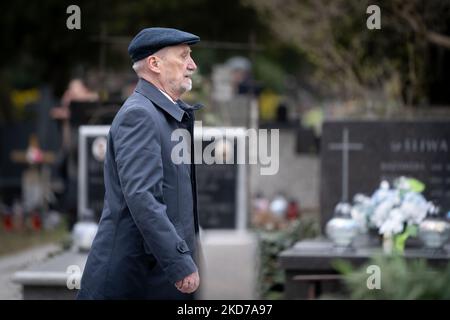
[135,78,185,122]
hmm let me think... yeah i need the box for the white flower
[370,194,397,228]
[379,208,405,236]
[400,192,428,224]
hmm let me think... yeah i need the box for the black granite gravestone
[197,163,238,229]
[321,120,450,231]
[196,138,240,229]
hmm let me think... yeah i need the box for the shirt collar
[158,88,176,104]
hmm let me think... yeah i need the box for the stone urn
[418,205,450,250]
[326,202,359,249]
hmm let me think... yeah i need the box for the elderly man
[77,27,202,299]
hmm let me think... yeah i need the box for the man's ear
[147,56,161,73]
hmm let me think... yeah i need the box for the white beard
[182,78,192,92]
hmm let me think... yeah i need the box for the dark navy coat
[77,78,201,299]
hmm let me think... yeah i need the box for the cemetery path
[0,243,62,300]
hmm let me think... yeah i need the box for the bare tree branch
[394,1,450,50]
[425,31,450,50]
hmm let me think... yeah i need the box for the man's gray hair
[132,59,146,75]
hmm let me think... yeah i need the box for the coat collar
[135,78,186,122]
[176,99,204,112]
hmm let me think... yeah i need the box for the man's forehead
[171,44,191,53]
[153,44,191,58]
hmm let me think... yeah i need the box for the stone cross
[328,128,364,202]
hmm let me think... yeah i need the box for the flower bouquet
[350,177,432,253]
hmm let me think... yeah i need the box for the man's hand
[175,271,200,294]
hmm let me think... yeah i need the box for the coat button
[176,240,190,253]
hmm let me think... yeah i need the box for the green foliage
[404,178,426,193]
[253,56,287,93]
[334,254,450,299]
[393,225,418,253]
[255,216,320,299]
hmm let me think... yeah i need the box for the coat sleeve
[113,106,197,284]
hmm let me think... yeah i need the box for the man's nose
[187,57,197,71]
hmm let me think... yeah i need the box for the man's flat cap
[128,27,200,62]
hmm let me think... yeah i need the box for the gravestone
[196,159,238,229]
[195,127,247,230]
[78,126,109,222]
[321,120,450,230]
[69,102,120,220]
[194,127,247,230]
